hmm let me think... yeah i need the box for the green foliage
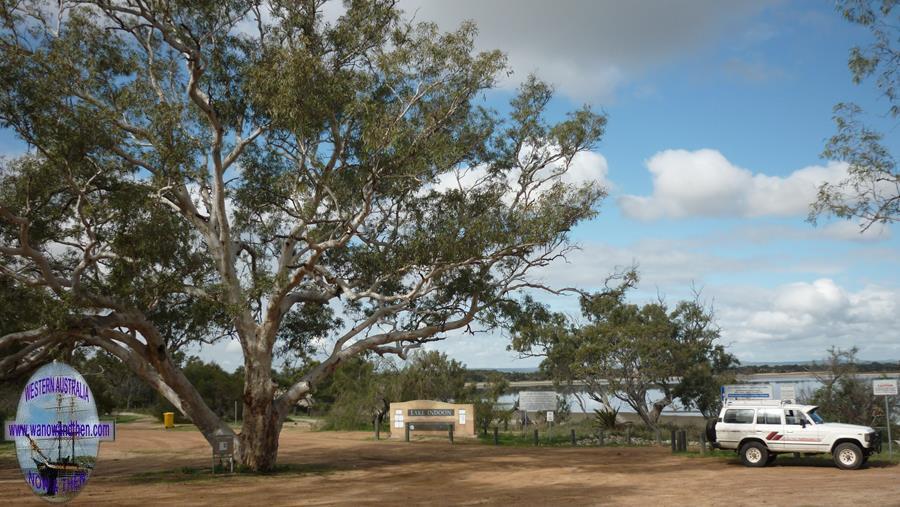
[153,357,243,423]
[810,1,899,230]
[508,275,737,429]
[473,371,511,434]
[593,406,620,430]
[318,357,393,431]
[805,346,898,426]
[72,351,150,416]
[0,1,610,470]
[397,351,470,402]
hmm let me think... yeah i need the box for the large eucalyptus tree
[0,0,607,470]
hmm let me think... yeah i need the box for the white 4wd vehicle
[710,400,881,470]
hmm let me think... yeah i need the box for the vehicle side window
[723,409,755,424]
[760,409,782,424]
[784,409,806,425]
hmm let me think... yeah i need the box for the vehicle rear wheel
[740,442,769,468]
[833,443,863,470]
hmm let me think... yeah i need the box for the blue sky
[393,0,900,367]
[3,1,896,371]
[195,0,899,370]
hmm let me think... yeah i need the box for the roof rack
[724,399,793,406]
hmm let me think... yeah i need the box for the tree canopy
[810,0,899,231]
[507,276,737,428]
[0,0,607,470]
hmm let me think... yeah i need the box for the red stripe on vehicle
[766,431,778,440]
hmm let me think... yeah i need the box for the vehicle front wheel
[833,443,863,470]
[740,442,769,468]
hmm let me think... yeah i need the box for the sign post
[873,379,897,458]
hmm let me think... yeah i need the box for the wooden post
[374,417,380,440]
[699,432,706,455]
[405,423,410,442]
[571,429,576,446]
[626,427,632,446]
[678,430,687,452]
[598,430,605,446]
[533,429,539,446]
[655,428,662,445]
[448,424,454,444]
[671,430,677,453]
[493,427,499,445]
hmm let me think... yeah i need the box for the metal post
[494,427,499,445]
[533,429,539,446]
[405,423,410,442]
[571,429,576,446]
[671,430,677,453]
[886,395,893,458]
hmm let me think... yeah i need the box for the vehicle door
[718,408,756,448]
[782,408,821,452]
[754,408,785,451]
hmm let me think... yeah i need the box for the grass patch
[111,414,142,424]
[868,450,900,465]
[131,462,336,484]
[0,440,14,458]
[474,420,671,448]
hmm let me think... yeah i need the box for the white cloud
[397,0,775,101]
[432,149,609,201]
[534,238,766,291]
[717,279,900,361]
[618,149,848,220]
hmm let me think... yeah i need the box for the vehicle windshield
[806,408,825,424]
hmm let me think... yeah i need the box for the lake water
[495,373,900,416]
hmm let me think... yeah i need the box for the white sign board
[873,379,898,396]
[518,391,557,412]
[393,409,404,428]
[780,385,796,401]
[722,384,774,400]
[546,411,554,423]
[459,409,467,425]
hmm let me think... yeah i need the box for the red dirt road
[1,423,898,506]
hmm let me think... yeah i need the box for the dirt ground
[2,421,898,507]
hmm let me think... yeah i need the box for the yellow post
[163,412,175,429]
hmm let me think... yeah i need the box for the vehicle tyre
[705,418,717,445]
[766,454,777,465]
[739,441,769,467]
[833,442,863,470]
